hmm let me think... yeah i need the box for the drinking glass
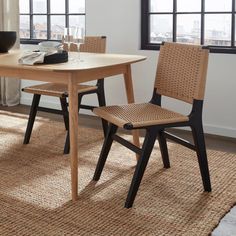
[63,27,73,50]
[72,27,85,61]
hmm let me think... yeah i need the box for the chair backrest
[69,36,106,53]
[155,42,209,104]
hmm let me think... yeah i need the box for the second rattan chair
[92,42,211,208]
[22,36,107,154]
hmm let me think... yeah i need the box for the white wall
[20,0,236,138]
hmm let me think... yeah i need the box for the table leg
[68,75,79,201]
[123,65,140,160]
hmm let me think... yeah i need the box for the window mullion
[173,0,177,42]
[66,0,69,27]
[231,0,235,47]
[201,0,205,45]
[47,0,50,40]
[30,0,33,39]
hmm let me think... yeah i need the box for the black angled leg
[157,130,170,168]
[97,82,108,137]
[63,94,82,154]
[23,94,41,144]
[191,124,211,192]
[93,124,118,181]
[60,96,69,131]
[125,128,158,208]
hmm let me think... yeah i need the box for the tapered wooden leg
[23,94,41,144]
[123,65,140,161]
[125,128,158,208]
[93,124,118,181]
[191,124,211,192]
[68,76,79,201]
[157,130,170,168]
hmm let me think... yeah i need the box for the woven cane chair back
[68,36,106,53]
[155,42,209,104]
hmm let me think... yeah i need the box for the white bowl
[38,41,62,53]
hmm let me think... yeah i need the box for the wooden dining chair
[22,36,107,154]
[92,42,211,208]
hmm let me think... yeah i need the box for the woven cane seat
[22,83,98,97]
[94,103,189,129]
[22,36,106,98]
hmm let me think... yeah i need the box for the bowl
[38,41,63,53]
[0,31,17,53]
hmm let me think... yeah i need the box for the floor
[1,104,236,236]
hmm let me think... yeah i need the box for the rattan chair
[22,36,107,154]
[92,42,211,208]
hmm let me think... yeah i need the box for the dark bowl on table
[0,31,17,53]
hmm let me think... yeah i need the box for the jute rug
[0,110,235,236]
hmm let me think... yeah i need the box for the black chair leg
[157,130,170,168]
[191,124,211,192]
[97,84,108,138]
[63,94,82,155]
[60,97,69,131]
[23,94,41,144]
[125,128,158,208]
[93,124,118,181]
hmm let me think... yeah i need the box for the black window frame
[141,0,236,53]
[20,0,86,44]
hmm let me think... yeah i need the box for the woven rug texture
[0,110,235,236]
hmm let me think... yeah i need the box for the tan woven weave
[94,42,209,128]
[22,36,106,97]
[22,83,97,97]
[155,42,209,104]
[94,103,189,128]
[0,110,236,236]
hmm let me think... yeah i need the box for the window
[141,0,236,53]
[20,0,85,44]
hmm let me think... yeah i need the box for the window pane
[20,15,30,38]
[177,0,201,12]
[69,15,85,29]
[69,0,85,13]
[50,0,65,14]
[20,0,29,13]
[205,14,231,46]
[33,0,47,14]
[150,0,172,12]
[150,15,173,43]
[177,14,201,44]
[50,16,65,40]
[33,15,47,39]
[205,0,231,12]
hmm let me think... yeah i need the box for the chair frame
[22,36,107,154]
[92,43,211,208]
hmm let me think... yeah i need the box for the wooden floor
[1,104,236,235]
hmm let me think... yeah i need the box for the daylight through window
[141,0,236,53]
[19,0,85,43]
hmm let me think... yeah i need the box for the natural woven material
[93,42,208,129]
[22,36,106,97]
[155,42,209,104]
[22,83,98,97]
[0,110,236,236]
[94,103,189,128]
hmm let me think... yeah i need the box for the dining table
[0,50,146,201]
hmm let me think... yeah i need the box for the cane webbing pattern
[94,103,188,128]
[22,83,97,97]
[155,42,209,104]
[23,36,106,97]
